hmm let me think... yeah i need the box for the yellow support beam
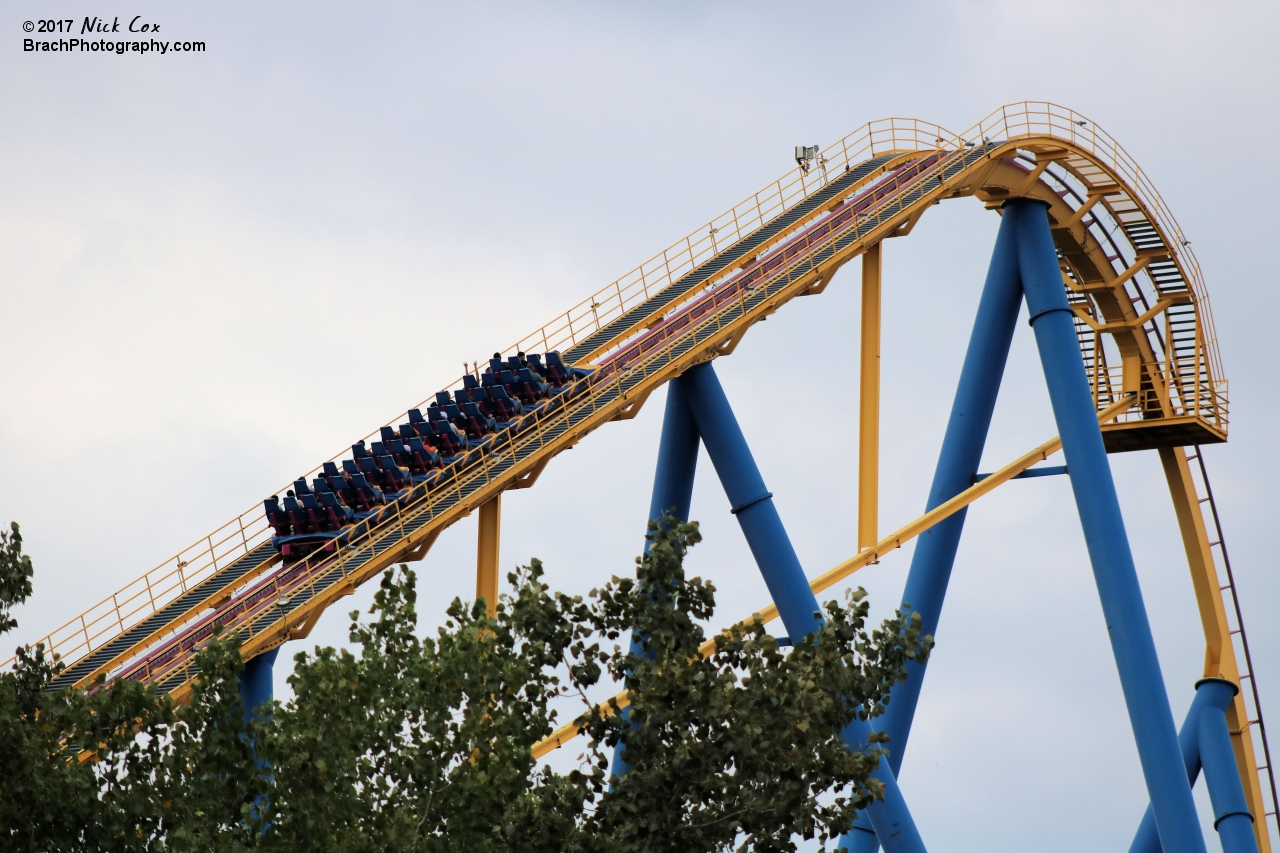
[859,242,882,551]
[532,395,1136,759]
[476,495,501,618]
[1160,446,1271,853]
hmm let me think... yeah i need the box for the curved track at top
[16,102,1228,710]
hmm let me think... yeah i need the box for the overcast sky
[3,1,1278,850]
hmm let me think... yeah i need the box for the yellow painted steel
[858,242,882,551]
[532,395,1137,759]
[10,99,1267,843]
[476,496,501,619]
[24,106,1227,687]
[15,109,1250,835]
[1161,446,1270,853]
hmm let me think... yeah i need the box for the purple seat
[544,351,573,385]
[320,491,353,527]
[349,473,384,509]
[387,438,414,468]
[359,455,388,488]
[463,402,496,437]
[377,455,410,490]
[516,367,549,401]
[488,385,522,420]
[264,497,290,536]
[282,496,310,533]
[433,422,466,455]
[527,353,549,379]
[301,493,328,529]
[407,436,441,471]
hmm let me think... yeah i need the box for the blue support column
[239,647,279,716]
[683,363,823,639]
[612,380,701,777]
[1130,680,1259,853]
[1197,679,1260,853]
[1010,198,1207,853]
[683,362,927,853]
[841,197,1026,853]
[1130,687,1213,853]
[643,378,701,531]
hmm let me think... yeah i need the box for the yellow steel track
[13,102,1268,846]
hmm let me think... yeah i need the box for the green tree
[0,518,931,852]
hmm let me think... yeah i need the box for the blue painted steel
[682,363,823,640]
[1010,198,1207,853]
[644,378,701,531]
[1130,687,1214,853]
[682,361,928,853]
[239,647,279,715]
[1196,679,1259,853]
[841,211,1025,853]
[974,464,1068,482]
[613,379,702,777]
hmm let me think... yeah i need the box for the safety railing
[8,509,275,674]
[105,142,943,693]
[15,103,1223,684]
[506,117,964,362]
[987,105,1224,436]
[11,119,963,678]
[964,102,1223,390]
[1088,362,1228,433]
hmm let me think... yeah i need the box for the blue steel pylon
[240,646,278,714]
[839,199,1222,853]
[1131,678,1261,853]
[615,361,929,853]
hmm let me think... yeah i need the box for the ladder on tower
[1186,446,1278,840]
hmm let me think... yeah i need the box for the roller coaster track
[12,102,1270,845]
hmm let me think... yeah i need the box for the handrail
[11,103,1223,686]
[94,153,963,692]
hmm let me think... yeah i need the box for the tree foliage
[0,518,931,852]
